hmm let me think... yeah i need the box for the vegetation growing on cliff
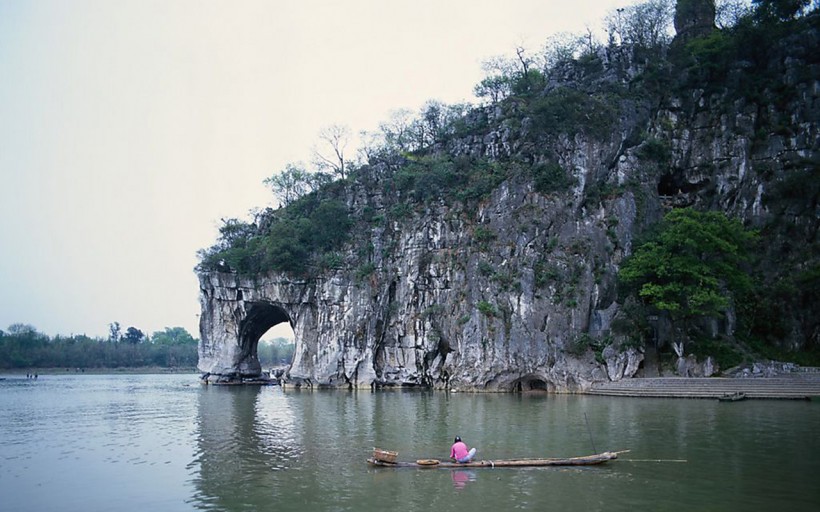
[197,195,351,275]
[620,209,757,317]
[619,208,758,362]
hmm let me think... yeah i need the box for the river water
[1,373,818,511]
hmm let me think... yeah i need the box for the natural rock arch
[197,273,308,381]
[238,302,293,368]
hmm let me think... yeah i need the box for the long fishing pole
[619,458,688,463]
[583,412,597,453]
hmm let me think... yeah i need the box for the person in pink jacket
[450,436,477,463]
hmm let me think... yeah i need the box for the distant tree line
[0,324,200,370]
[257,337,296,367]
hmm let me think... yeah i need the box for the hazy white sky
[0,0,640,340]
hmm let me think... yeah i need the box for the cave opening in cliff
[238,302,295,370]
[512,376,551,393]
[658,172,706,196]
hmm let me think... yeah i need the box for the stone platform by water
[588,374,820,399]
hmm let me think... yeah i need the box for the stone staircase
[587,374,820,399]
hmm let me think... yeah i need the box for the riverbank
[6,368,820,399]
[588,373,820,399]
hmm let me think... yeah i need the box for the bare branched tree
[378,109,415,153]
[474,55,518,103]
[541,32,586,70]
[263,162,311,207]
[605,0,674,48]
[358,129,386,164]
[313,124,351,179]
[716,0,752,28]
[515,45,533,76]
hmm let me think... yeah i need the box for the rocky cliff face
[198,171,646,390]
[198,12,819,390]
[673,0,716,43]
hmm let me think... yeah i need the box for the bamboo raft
[367,450,623,468]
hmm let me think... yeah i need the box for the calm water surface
[1,373,818,511]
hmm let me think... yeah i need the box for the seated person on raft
[450,436,477,463]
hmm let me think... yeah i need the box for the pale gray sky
[0,0,640,340]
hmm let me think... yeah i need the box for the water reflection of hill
[189,386,301,510]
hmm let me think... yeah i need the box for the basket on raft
[372,448,398,464]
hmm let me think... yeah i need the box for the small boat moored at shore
[718,392,747,402]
